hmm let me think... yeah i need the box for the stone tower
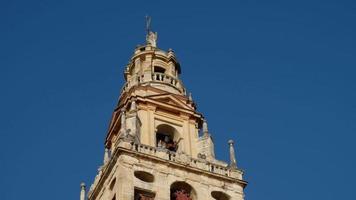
[82,22,247,200]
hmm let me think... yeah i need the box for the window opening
[154,66,166,73]
[156,124,181,152]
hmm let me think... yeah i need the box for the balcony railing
[151,72,180,87]
[120,72,185,95]
[131,143,241,179]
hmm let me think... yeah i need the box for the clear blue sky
[1,0,355,199]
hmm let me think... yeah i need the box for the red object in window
[174,190,192,200]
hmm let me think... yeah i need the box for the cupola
[121,23,185,95]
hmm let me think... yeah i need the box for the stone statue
[145,16,157,47]
[146,31,157,47]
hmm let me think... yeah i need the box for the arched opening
[154,66,166,74]
[156,124,181,152]
[134,171,154,183]
[170,181,196,200]
[211,191,230,200]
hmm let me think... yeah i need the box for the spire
[228,139,237,169]
[80,182,86,200]
[145,16,157,47]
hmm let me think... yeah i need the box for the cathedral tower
[83,20,247,200]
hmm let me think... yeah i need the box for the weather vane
[145,15,151,34]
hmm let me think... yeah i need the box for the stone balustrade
[120,72,185,94]
[151,72,180,87]
[133,143,157,155]
[131,143,242,179]
[151,72,185,94]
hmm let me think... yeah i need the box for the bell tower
[82,19,247,200]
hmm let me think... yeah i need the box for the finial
[145,16,157,47]
[103,148,110,164]
[80,182,86,200]
[202,119,209,136]
[228,139,237,169]
[188,92,193,101]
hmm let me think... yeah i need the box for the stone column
[189,120,199,158]
[143,54,153,82]
[138,109,149,145]
[147,106,155,146]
